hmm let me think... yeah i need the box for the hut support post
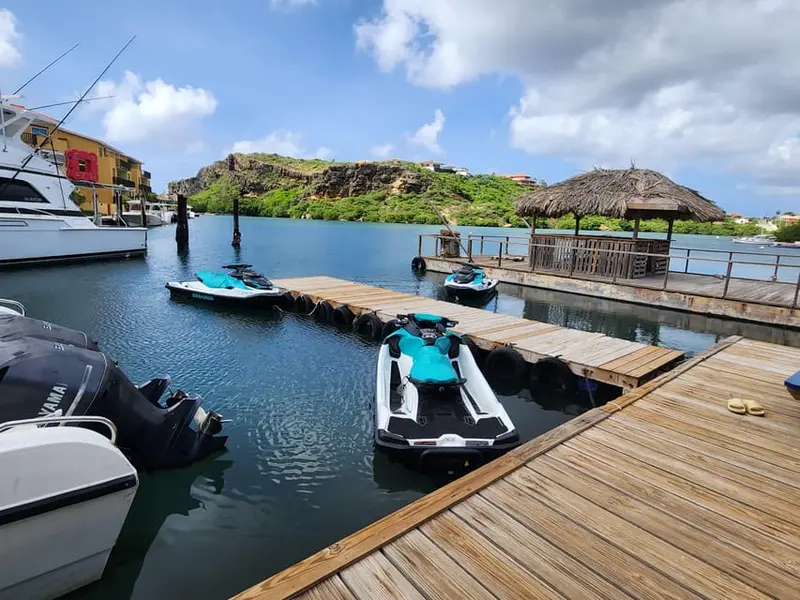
[666,218,674,242]
[632,217,640,239]
[570,215,581,276]
[528,212,537,270]
[175,193,189,251]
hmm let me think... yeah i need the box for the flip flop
[743,399,765,417]
[727,397,746,414]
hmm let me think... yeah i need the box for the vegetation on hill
[178,154,761,235]
[775,223,800,243]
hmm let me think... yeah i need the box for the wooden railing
[418,233,800,309]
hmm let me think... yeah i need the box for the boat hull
[444,279,499,300]
[165,281,286,308]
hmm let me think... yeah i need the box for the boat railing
[0,415,118,444]
[418,233,800,309]
[0,298,26,315]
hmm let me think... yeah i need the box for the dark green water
[2,217,797,600]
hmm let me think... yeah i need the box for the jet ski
[165,263,287,307]
[444,264,498,300]
[0,311,228,471]
[375,313,520,470]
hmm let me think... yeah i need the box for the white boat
[773,240,800,249]
[0,415,138,600]
[0,101,147,267]
[122,200,168,227]
[374,313,520,471]
[188,205,197,218]
[166,263,290,308]
[733,234,776,245]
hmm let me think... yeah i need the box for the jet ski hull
[374,314,520,470]
[165,281,284,308]
[443,278,499,299]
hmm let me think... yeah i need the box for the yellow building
[17,105,152,215]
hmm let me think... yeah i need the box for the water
[1,217,797,600]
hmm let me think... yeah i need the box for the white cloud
[90,71,217,151]
[231,130,332,159]
[408,109,444,154]
[0,9,21,67]
[357,0,800,196]
[369,143,395,158]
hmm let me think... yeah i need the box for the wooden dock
[233,336,800,600]
[272,276,684,390]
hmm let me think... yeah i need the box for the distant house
[502,173,538,187]
[778,213,800,226]
[733,217,750,225]
[454,167,470,177]
[419,161,470,176]
[420,161,441,172]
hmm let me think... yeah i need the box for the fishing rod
[13,43,80,95]
[2,36,135,194]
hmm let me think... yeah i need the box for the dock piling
[139,194,147,228]
[175,193,189,251]
[229,154,241,248]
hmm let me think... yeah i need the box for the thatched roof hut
[515,167,725,223]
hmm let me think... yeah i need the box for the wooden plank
[548,443,800,576]
[496,325,563,344]
[581,426,800,525]
[382,529,496,600]
[230,408,610,600]
[563,436,800,551]
[453,495,633,600]
[530,456,800,595]
[339,552,425,600]
[420,511,564,600]
[598,345,663,371]
[625,349,684,377]
[507,466,772,600]
[295,576,356,600]
[481,481,703,600]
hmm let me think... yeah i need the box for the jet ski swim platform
[273,276,685,390]
[232,336,800,600]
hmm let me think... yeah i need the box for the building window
[31,126,48,137]
[0,177,47,203]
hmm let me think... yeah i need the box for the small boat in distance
[166,263,291,308]
[443,263,499,301]
[733,234,776,245]
[772,241,800,249]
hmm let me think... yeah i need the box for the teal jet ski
[165,264,289,308]
[444,264,498,300]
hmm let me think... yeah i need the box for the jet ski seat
[452,266,484,284]
[196,271,249,290]
[398,334,460,385]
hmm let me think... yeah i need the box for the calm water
[1,217,797,600]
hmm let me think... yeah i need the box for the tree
[775,223,800,243]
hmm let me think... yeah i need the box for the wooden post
[417,234,422,257]
[661,255,671,290]
[570,214,581,275]
[684,248,691,273]
[92,185,100,224]
[139,194,147,228]
[574,215,581,236]
[632,217,640,239]
[229,154,241,248]
[175,193,189,251]
[529,212,537,271]
[467,238,473,262]
[773,254,781,281]
[721,252,734,298]
[666,217,674,242]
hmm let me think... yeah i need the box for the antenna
[1,36,135,195]
[30,95,116,111]
[13,43,80,95]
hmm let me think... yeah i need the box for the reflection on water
[2,217,794,600]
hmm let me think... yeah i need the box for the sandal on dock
[727,398,746,415]
[743,399,765,417]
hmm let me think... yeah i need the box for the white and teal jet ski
[375,313,519,470]
[444,264,498,300]
[165,263,288,308]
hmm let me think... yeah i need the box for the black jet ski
[444,264,498,300]
[0,312,227,470]
[375,313,519,471]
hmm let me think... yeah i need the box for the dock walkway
[233,336,800,600]
[273,276,684,390]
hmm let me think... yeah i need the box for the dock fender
[381,319,403,340]
[529,356,577,395]
[315,301,334,322]
[353,312,383,340]
[294,294,315,314]
[278,291,295,310]
[411,256,427,273]
[332,305,355,328]
[485,347,526,388]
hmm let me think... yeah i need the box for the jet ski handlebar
[395,313,458,328]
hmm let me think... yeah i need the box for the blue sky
[2,1,799,216]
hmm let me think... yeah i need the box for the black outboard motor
[0,315,227,471]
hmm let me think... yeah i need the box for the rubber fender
[411,256,427,273]
[315,300,334,322]
[294,294,315,314]
[353,312,383,341]
[529,356,577,395]
[331,305,355,328]
[381,319,403,340]
[485,347,527,387]
[278,291,295,310]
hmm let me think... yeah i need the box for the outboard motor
[0,316,228,471]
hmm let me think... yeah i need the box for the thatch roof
[515,168,725,222]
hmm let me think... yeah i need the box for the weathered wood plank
[295,576,356,600]
[339,552,425,600]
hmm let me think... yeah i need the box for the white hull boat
[166,263,290,308]
[0,417,138,600]
[375,313,520,471]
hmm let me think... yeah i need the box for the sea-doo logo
[39,383,68,416]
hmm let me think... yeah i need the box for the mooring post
[139,193,147,228]
[229,154,241,248]
[175,193,189,251]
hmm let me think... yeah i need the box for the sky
[1,0,799,216]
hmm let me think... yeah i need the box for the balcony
[117,159,133,171]
[143,170,151,180]
[140,184,152,194]
[113,176,136,189]
[21,132,37,146]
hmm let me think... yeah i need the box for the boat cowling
[0,313,99,350]
[0,320,227,471]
